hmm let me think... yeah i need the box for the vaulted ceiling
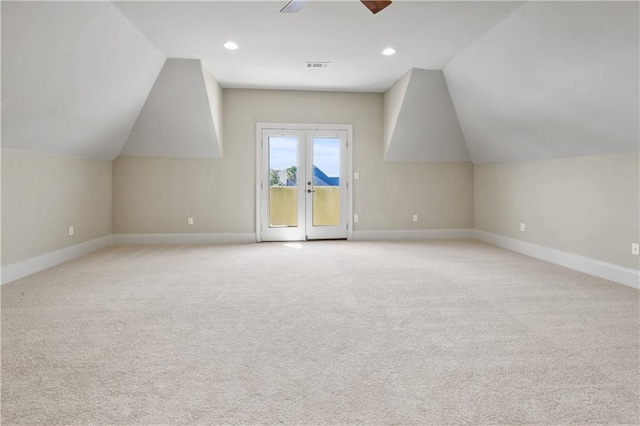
[2,1,638,163]
[1,1,165,160]
[444,1,639,164]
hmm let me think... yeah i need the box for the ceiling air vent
[305,62,331,69]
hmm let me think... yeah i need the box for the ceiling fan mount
[280,0,392,15]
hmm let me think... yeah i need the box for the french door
[257,125,350,241]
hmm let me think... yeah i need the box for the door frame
[256,123,353,242]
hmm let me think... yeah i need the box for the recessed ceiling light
[382,47,396,56]
[224,41,239,50]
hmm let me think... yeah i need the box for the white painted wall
[122,59,222,158]
[383,69,412,157]
[202,66,224,156]
[385,69,469,162]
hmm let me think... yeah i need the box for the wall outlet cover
[520,223,525,232]
[632,243,639,256]
[68,226,74,236]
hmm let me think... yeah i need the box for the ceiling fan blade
[360,1,392,14]
[280,0,308,13]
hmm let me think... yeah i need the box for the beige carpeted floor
[1,240,638,424]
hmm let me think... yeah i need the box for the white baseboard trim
[1,235,113,285]
[113,233,257,245]
[4,231,636,289]
[352,229,475,241]
[475,231,640,289]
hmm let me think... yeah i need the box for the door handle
[307,189,315,193]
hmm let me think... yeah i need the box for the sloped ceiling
[444,1,640,164]
[384,68,469,162]
[122,59,223,158]
[2,1,636,164]
[1,1,165,160]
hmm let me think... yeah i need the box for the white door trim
[256,123,353,242]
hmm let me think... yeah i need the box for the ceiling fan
[280,0,392,15]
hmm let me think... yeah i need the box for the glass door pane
[304,129,347,240]
[312,137,341,226]
[268,136,298,228]
[259,126,347,242]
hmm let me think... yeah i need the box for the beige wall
[113,89,474,234]
[361,160,473,230]
[113,154,251,234]
[474,153,640,270]
[1,149,112,265]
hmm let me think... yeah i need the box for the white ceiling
[1,1,165,160]
[2,1,637,163]
[444,1,639,163]
[113,1,523,92]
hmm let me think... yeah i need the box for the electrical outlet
[632,243,639,256]
[354,172,359,180]
[413,214,418,222]
[354,214,359,223]
[520,223,525,232]
[188,217,194,225]
[68,226,74,236]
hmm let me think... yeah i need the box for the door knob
[307,189,315,193]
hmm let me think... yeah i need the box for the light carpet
[1,240,638,424]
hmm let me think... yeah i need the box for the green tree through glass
[286,166,297,186]
[270,170,282,187]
